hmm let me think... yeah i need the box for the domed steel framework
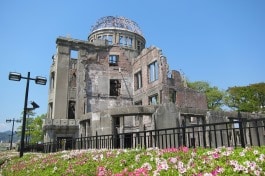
[91,16,143,36]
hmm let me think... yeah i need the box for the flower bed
[1,146,265,175]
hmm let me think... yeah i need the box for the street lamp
[6,118,21,150]
[8,72,46,157]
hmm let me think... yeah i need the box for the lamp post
[6,118,21,150]
[8,72,46,157]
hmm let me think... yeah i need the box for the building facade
[43,16,264,148]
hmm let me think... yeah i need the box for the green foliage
[27,114,46,144]
[187,81,224,110]
[16,113,46,144]
[225,82,265,112]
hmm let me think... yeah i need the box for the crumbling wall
[80,46,134,113]
[176,88,207,109]
[133,46,169,104]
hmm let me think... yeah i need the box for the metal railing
[26,118,265,153]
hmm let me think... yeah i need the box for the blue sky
[0,0,264,132]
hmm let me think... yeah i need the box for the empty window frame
[109,55,119,66]
[68,101,75,119]
[149,94,158,105]
[50,72,55,90]
[119,36,125,46]
[70,50,78,59]
[126,37,133,47]
[134,71,142,90]
[119,35,133,46]
[124,36,132,46]
[102,35,113,44]
[110,79,121,96]
[169,89,176,103]
[148,61,159,82]
[137,41,141,51]
[190,117,197,124]
[107,35,113,44]
[48,102,53,119]
[114,117,120,128]
[134,100,142,105]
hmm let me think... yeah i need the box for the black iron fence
[26,118,265,153]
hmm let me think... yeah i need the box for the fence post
[182,119,186,146]
[81,134,83,149]
[254,120,261,146]
[202,118,207,148]
[238,111,245,148]
[144,125,147,149]
[96,131,98,149]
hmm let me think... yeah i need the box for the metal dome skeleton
[90,16,143,36]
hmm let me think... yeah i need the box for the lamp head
[31,101,40,109]
[35,76,47,85]
[9,72,21,81]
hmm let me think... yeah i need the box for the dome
[90,16,143,36]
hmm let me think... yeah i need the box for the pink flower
[212,153,219,159]
[97,166,108,176]
[142,162,152,171]
[180,146,189,153]
[133,167,148,176]
[169,157,177,164]
[254,170,261,176]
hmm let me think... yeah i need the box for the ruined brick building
[43,16,264,148]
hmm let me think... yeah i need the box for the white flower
[254,170,261,176]
[253,150,259,155]
[53,166,58,173]
[142,162,152,171]
[239,152,245,156]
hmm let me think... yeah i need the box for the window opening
[109,55,119,66]
[134,100,142,105]
[110,79,121,96]
[70,50,78,59]
[190,117,197,124]
[134,71,142,90]
[50,72,55,90]
[149,94,158,105]
[83,101,86,114]
[119,36,125,46]
[69,71,76,88]
[107,35,113,44]
[169,89,176,103]
[87,119,90,127]
[148,61,159,82]
[137,41,141,50]
[128,37,133,47]
[115,117,120,127]
[68,101,75,119]
[48,102,53,119]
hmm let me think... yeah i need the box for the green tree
[225,83,265,112]
[16,110,36,137]
[187,81,224,110]
[16,113,46,144]
[27,114,46,144]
